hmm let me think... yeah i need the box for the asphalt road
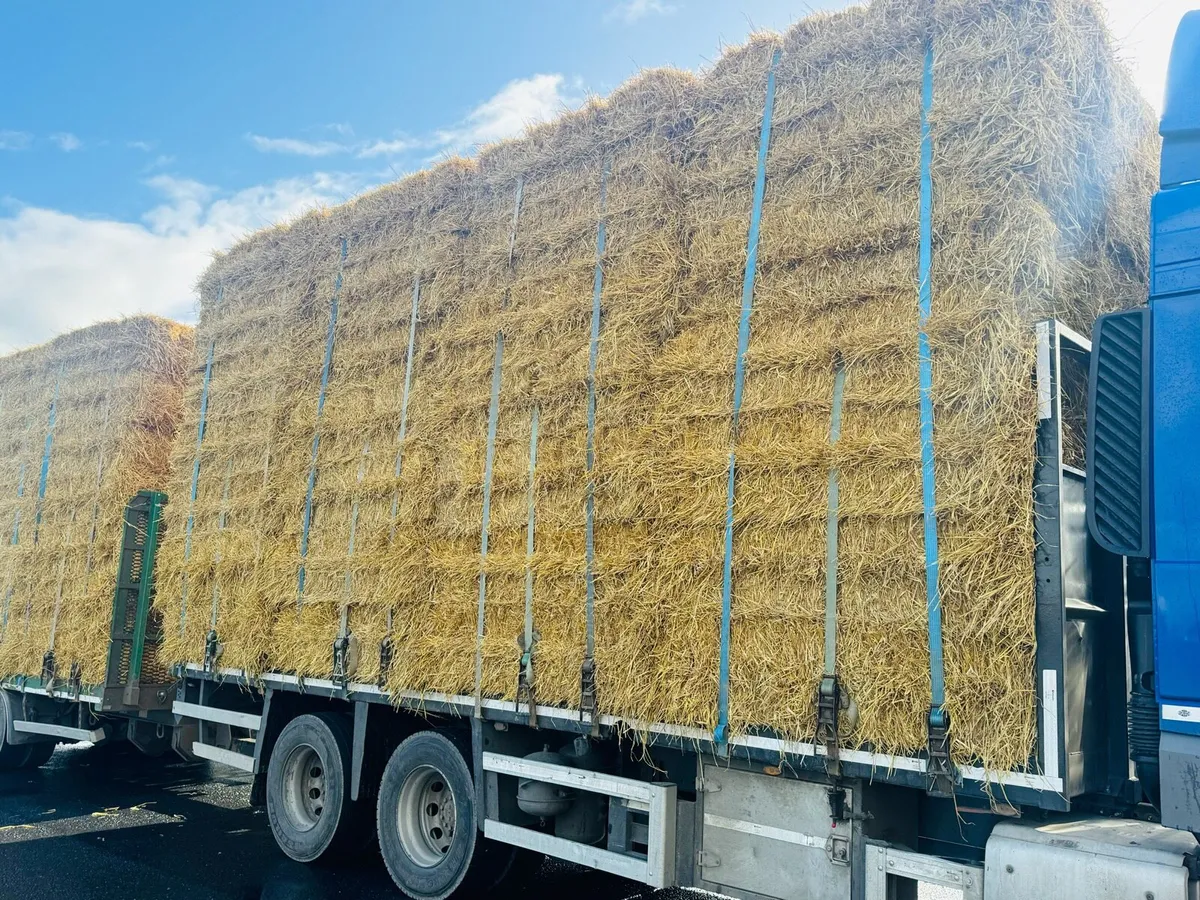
[0,742,663,900]
[0,742,958,900]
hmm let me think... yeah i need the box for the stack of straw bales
[0,317,193,685]
[156,0,1156,770]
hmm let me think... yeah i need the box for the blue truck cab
[1089,9,1200,832]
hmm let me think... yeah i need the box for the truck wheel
[19,741,55,769]
[0,692,31,770]
[266,712,365,863]
[378,730,515,900]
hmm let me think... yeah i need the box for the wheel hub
[280,743,325,832]
[397,764,455,868]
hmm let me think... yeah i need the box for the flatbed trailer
[0,316,1191,900]
[4,11,1200,900]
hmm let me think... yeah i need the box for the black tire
[0,692,30,770]
[19,741,56,769]
[266,712,367,864]
[379,729,524,900]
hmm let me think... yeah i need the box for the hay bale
[155,0,1154,770]
[0,317,193,684]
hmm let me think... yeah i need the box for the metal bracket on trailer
[68,662,82,701]
[817,675,842,778]
[172,700,262,733]
[249,687,277,802]
[351,701,368,801]
[377,636,393,689]
[516,631,538,728]
[192,741,254,772]
[332,633,359,688]
[817,674,855,822]
[174,699,260,773]
[926,709,957,798]
[865,843,982,900]
[481,751,677,889]
[13,719,106,743]
[203,629,223,672]
[579,656,599,736]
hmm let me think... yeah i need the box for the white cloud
[247,134,348,156]
[434,74,576,153]
[0,131,32,151]
[358,137,423,158]
[248,74,578,163]
[50,132,82,152]
[1101,0,1194,111]
[606,0,678,24]
[140,175,215,236]
[145,154,175,172]
[127,140,155,152]
[0,172,365,351]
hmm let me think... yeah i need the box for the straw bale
[155,0,1154,772]
[0,317,192,684]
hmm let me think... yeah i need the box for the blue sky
[0,0,1190,350]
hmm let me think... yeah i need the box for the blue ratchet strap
[389,275,422,537]
[474,332,506,717]
[2,433,29,631]
[10,457,26,547]
[209,459,233,632]
[823,364,847,678]
[48,507,78,651]
[817,363,849,776]
[85,389,114,577]
[32,368,61,545]
[9,423,28,549]
[520,406,540,722]
[345,444,370,594]
[582,156,610,725]
[917,41,946,726]
[297,238,349,605]
[180,284,222,636]
[474,177,524,717]
[340,442,370,645]
[917,40,954,795]
[715,48,782,750]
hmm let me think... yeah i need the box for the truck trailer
[2,4,1200,900]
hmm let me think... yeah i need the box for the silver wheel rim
[280,743,326,832]
[397,764,455,868]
